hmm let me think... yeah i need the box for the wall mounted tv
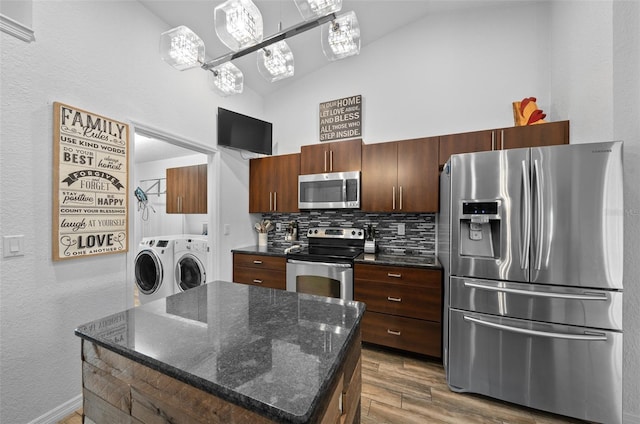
[217,107,273,155]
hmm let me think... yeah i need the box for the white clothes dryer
[174,235,209,293]
[134,237,176,304]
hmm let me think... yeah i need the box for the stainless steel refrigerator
[438,141,624,424]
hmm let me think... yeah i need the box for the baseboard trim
[27,394,82,424]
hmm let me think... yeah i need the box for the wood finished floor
[59,344,586,424]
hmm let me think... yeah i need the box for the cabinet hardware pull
[274,192,277,211]
[269,192,273,211]
[253,260,263,264]
[253,279,263,284]
[387,329,401,336]
[392,186,396,210]
[387,296,402,302]
[491,131,495,150]
[399,186,403,210]
[330,150,333,172]
[324,150,327,172]
[387,273,402,278]
[177,196,182,212]
[500,129,504,150]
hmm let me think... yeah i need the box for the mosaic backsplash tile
[261,211,436,255]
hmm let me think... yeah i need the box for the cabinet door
[439,129,494,167]
[249,157,274,213]
[300,143,328,175]
[166,164,207,214]
[397,137,439,212]
[328,139,362,173]
[300,139,362,174]
[273,153,300,213]
[500,120,569,150]
[361,142,397,212]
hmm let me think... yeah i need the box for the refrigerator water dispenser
[459,201,500,258]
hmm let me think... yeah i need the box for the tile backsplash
[261,211,436,255]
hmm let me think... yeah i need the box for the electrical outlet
[223,224,230,235]
[397,223,405,236]
[276,223,282,231]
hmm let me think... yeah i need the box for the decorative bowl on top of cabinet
[166,164,207,214]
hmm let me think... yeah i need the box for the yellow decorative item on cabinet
[513,96,547,126]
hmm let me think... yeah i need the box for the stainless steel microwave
[298,171,360,209]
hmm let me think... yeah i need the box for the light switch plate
[3,235,24,257]
[397,223,405,236]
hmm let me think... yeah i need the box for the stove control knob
[314,229,319,234]
[308,229,313,235]
[351,230,356,235]
[358,231,363,236]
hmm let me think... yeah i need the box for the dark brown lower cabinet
[355,263,442,358]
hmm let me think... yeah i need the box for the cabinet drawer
[355,281,441,322]
[233,267,286,290]
[233,253,285,271]
[362,311,441,358]
[355,264,441,288]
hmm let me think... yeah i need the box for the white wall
[266,2,552,151]
[0,1,262,423]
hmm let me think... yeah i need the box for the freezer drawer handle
[463,315,608,341]
[387,296,402,302]
[463,281,608,301]
[387,329,401,336]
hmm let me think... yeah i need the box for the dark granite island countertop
[75,281,365,424]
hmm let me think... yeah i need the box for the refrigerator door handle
[463,281,609,301]
[520,160,531,270]
[533,159,544,270]
[463,315,608,341]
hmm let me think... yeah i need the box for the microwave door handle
[343,179,347,202]
[521,160,531,270]
[463,315,608,341]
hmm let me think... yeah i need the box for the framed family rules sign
[52,102,129,260]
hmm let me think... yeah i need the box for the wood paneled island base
[81,337,361,424]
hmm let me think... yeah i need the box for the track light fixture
[158,0,361,96]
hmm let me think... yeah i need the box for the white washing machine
[174,235,209,293]
[134,237,176,304]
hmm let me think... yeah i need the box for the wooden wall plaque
[52,102,129,260]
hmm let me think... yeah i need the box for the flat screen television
[217,107,273,155]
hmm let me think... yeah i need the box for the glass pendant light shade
[214,0,263,51]
[257,41,295,82]
[159,26,205,70]
[294,0,342,20]
[209,62,244,96]
[321,11,360,61]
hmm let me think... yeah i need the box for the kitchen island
[75,281,364,424]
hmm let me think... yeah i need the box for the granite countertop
[75,281,365,423]
[355,252,442,269]
[232,244,294,257]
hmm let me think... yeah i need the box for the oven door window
[296,275,341,299]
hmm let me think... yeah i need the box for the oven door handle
[287,259,352,268]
